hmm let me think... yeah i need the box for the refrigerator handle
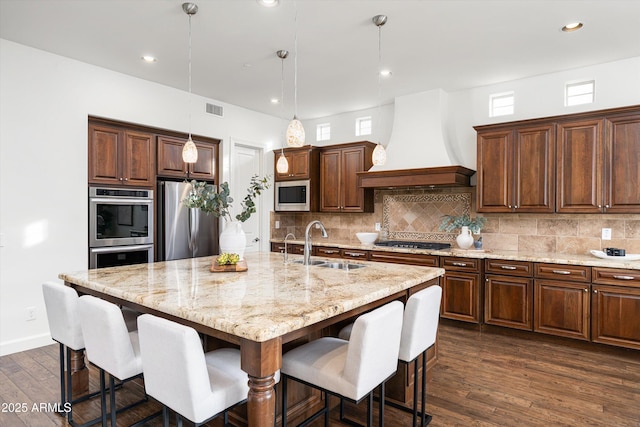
[188,208,199,257]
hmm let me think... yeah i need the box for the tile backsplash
[271,187,640,255]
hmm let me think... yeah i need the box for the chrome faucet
[283,233,296,263]
[304,220,328,265]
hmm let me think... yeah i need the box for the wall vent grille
[206,103,224,117]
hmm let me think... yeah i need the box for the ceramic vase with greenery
[439,214,487,249]
[183,175,271,258]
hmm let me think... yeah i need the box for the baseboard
[0,333,53,356]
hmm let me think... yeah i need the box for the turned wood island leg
[241,337,282,427]
[70,349,89,397]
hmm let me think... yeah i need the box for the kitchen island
[59,251,444,427]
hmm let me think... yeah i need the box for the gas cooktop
[374,240,452,250]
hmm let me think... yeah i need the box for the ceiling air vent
[206,103,224,117]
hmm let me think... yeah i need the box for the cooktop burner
[375,240,452,250]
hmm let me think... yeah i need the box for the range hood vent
[357,165,475,189]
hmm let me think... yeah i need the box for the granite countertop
[59,252,444,342]
[271,238,640,270]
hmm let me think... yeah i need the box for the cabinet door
[534,280,590,340]
[477,129,513,212]
[123,130,154,187]
[157,136,188,178]
[556,119,605,213]
[274,150,311,181]
[604,113,640,213]
[315,246,342,258]
[485,275,533,330]
[441,272,481,323]
[189,141,217,181]
[513,124,555,212]
[341,146,367,212]
[591,285,640,350]
[88,124,122,185]
[319,149,342,212]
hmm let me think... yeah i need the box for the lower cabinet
[270,242,304,255]
[591,267,640,350]
[533,263,591,341]
[440,256,482,323]
[484,260,534,330]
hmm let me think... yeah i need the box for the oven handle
[90,244,154,254]
[90,198,153,205]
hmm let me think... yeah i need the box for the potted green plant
[183,174,271,258]
[439,214,487,249]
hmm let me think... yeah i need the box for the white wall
[0,39,280,355]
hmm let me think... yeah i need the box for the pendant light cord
[377,23,382,144]
[293,0,299,119]
[281,54,286,155]
[188,12,193,139]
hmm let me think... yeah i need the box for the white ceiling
[1,0,639,120]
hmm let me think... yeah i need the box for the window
[356,116,372,136]
[316,123,331,141]
[565,80,595,106]
[490,92,514,117]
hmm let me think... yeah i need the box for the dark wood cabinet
[320,141,375,213]
[270,242,304,255]
[369,251,438,267]
[440,256,482,323]
[485,260,534,330]
[157,135,219,181]
[273,146,319,181]
[534,263,591,341]
[604,113,640,213]
[88,123,155,188]
[476,123,555,213]
[591,267,640,350]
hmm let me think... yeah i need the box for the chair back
[343,301,404,400]
[137,314,216,422]
[77,295,142,380]
[42,281,85,351]
[398,285,443,362]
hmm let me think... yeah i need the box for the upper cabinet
[477,123,555,213]
[273,146,320,181]
[320,141,375,213]
[477,105,640,214]
[157,135,219,182]
[88,122,155,188]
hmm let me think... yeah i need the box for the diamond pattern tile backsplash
[383,193,471,241]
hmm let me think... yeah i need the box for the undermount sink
[317,262,366,270]
[290,259,327,266]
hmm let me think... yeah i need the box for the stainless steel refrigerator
[157,181,219,261]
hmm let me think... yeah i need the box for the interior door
[233,144,263,254]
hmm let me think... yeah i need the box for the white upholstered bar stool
[339,286,443,427]
[42,281,104,427]
[281,301,404,427]
[77,295,153,427]
[137,313,250,427]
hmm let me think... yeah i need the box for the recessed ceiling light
[270,98,280,104]
[141,55,157,63]
[257,0,279,7]
[380,69,392,77]
[562,22,584,32]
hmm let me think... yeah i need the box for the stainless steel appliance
[88,186,154,268]
[275,179,311,211]
[157,180,219,261]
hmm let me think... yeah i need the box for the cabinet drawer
[315,247,342,258]
[485,259,533,277]
[341,249,369,260]
[441,256,481,273]
[369,251,438,267]
[270,242,304,255]
[592,268,640,287]
[535,263,591,282]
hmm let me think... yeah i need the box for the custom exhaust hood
[357,89,476,188]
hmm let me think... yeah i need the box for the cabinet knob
[593,289,598,294]
[514,205,519,209]
[605,204,610,208]
[584,288,588,292]
[124,178,128,181]
[508,205,512,208]
[119,177,124,181]
[598,205,602,208]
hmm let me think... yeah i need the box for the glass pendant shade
[276,152,289,174]
[182,136,198,163]
[286,117,305,147]
[372,143,387,166]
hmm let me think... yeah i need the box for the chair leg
[413,358,419,427]
[367,391,373,427]
[162,405,169,427]
[99,369,107,427]
[109,375,117,427]
[282,375,287,427]
[65,345,74,424]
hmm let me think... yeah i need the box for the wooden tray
[210,259,248,273]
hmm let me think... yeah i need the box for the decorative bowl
[356,232,379,245]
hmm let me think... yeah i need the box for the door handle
[253,237,260,242]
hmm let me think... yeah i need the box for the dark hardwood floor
[1,321,639,426]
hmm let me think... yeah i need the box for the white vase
[456,226,474,249]
[219,221,247,259]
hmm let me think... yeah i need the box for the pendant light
[182,2,198,164]
[286,1,305,147]
[276,50,290,174]
[371,14,387,166]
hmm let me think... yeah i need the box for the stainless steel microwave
[275,180,311,211]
